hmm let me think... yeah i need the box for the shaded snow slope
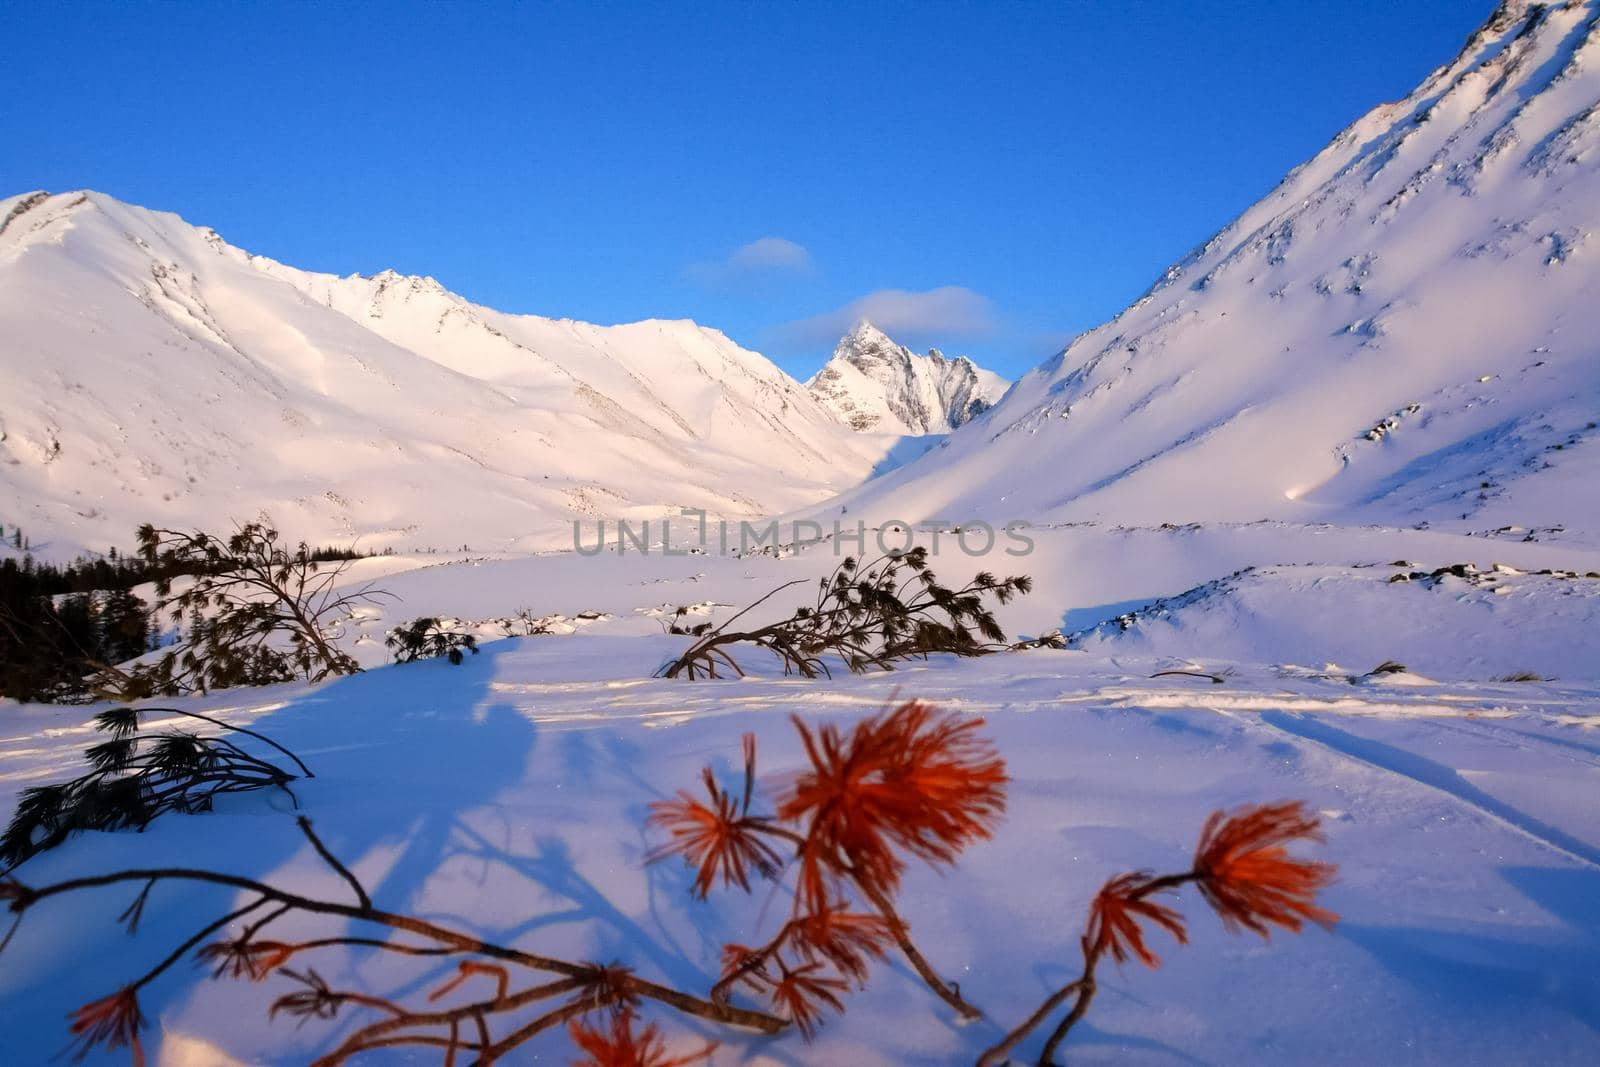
[806,321,1008,434]
[0,191,886,558]
[829,0,1600,539]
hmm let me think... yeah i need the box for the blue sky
[3,1,1489,379]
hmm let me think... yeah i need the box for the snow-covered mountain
[0,190,889,556]
[806,321,1008,435]
[831,0,1600,539]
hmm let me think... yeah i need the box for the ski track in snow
[1252,710,1600,869]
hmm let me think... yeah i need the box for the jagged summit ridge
[806,320,1009,435]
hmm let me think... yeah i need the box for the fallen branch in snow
[649,700,1004,1034]
[657,547,1032,679]
[1150,669,1229,684]
[977,801,1336,1067]
[0,705,310,871]
[0,817,784,1066]
[1010,630,1067,651]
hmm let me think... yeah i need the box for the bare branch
[297,817,371,911]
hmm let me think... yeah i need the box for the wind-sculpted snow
[807,321,1009,435]
[0,191,888,557]
[829,0,1600,542]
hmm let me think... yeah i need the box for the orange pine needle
[717,942,768,993]
[761,961,848,1041]
[568,1008,717,1067]
[577,962,640,1014]
[198,937,296,981]
[779,700,1007,905]
[785,906,896,985]
[1193,801,1338,937]
[1085,872,1187,968]
[65,987,146,1066]
[649,743,782,899]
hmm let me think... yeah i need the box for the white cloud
[773,286,995,350]
[727,236,812,273]
[689,237,813,286]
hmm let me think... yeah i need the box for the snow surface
[3,612,1599,1064]
[2,523,1598,1064]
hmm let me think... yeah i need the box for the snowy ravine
[0,191,892,558]
[806,321,1009,435]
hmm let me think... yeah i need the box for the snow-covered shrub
[497,606,563,636]
[114,523,389,695]
[658,546,1032,679]
[386,616,479,665]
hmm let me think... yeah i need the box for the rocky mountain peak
[808,321,1008,435]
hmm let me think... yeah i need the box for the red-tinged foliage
[65,987,145,1066]
[648,735,783,899]
[718,942,766,993]
[568,1009,717,1067]
[978,804,1336,1067]
[759,961,849,1040]
[653,702,1001,1028]
[1085,873,1187,968]
[1193,801,1338,937]
[786,907,897,984]
[779,701,1007,904]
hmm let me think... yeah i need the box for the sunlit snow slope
[0,191,885,557]
[832,0,1600,537]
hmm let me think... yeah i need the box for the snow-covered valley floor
[2,525,1598,1065]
